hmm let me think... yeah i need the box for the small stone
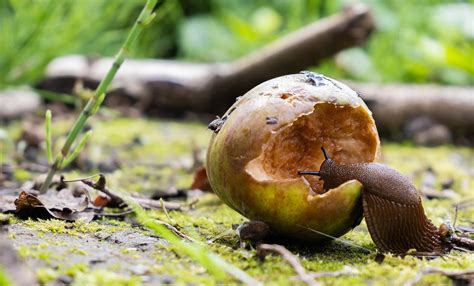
[237,221,270,245]
[441,178,455,190]
[0,89,41,119]
[98,157,121,173]
[57,275,74,284]
[375,252,385,264]
[404,117,452,146]
[130,264,149,275]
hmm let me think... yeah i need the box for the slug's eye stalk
[297,171,320,176]
[321,146,330,161]
[297,146,332,177]
[298,147,342,191]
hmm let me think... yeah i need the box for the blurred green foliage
[318,0,474,84]
[0,0,472,88]
[0,0,181,87]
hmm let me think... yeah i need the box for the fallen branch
[41,4,374,115]
[79,175,126,207]
[257,243,319,286]
[131,196,183,211]
[345,81,474,138]
[75,174,183,211]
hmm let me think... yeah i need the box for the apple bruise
[246,102,378,194]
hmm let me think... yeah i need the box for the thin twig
[453,204,459,230]
[404,267,474,286]
[207,228,235,244]
[154,219,197,243]
[454,199,474,210]
[94,209,135,218]
[456,225,474,234]
[451,236,474,252]
[258,243,319,286]
[62,173,102,183]
[160,198,176,224]
[44,110,53,164]
[82,178,126,208]
[132,196,182,211]
[64,174,183,211]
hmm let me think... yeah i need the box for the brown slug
[299,147,457,256]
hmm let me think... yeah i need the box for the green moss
[64,263,89,277]
[90,117,209,162]
[17,245,54,262]
[38,263,136,286]
[382,144,473,197]
[72,269,141,286]
[36,268,59,284]
[0,214,10,225]
[13,168,32,182]
[0,267,12,286]
[21,219,126,236]
[69,248,88,255]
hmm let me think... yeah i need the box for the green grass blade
[122,192,261,285]
[61,130,92,168]
[38,0,158,193]
[45,109,53,164]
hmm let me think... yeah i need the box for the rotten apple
[206,72,380,242]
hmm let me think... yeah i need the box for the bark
[345,81,474,138]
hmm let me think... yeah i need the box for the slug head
[298,147,345,192]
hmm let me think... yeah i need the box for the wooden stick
[42,4,374,114]
[346,81,474,137]
[258,243,319,286]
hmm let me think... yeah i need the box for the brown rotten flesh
[206,73,380,242]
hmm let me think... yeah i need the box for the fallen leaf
[14,190,94,222]
[190,166,212,192]
[93,194,111,208]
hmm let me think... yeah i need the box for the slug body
[300,148,445,255]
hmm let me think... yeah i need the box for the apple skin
[206,73,380,242]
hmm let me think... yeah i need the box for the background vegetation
[1,0,473,89]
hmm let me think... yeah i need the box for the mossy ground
[1,115,473,285]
